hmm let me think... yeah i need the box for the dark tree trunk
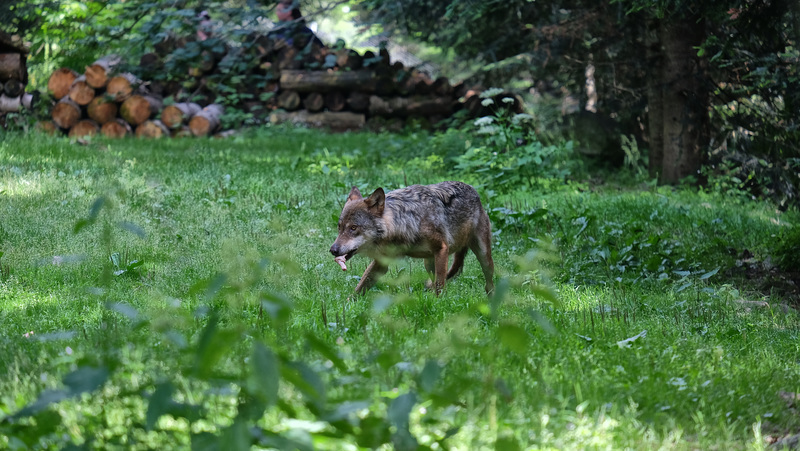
[646,19,665,181]
[657,15,709,184]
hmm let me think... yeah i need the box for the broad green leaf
[497,323,529,354]
[418,360,441,393]
[146,382,175,430]
[247,342,279,407]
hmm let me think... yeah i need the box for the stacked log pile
[0,31,34,126]
[43,55,226,139]
[40,29,520,136]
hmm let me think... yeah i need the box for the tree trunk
[84,55,121,89]
[161,102,201,129]
[188,103,223,136]
[106,73,140,101]
[101,118,133,138]
[279,70,379,93]
[0,94,27,112]
[87,97,118,124]
[47,68,79,100]
[646,19,665,181]
[657,16,708,184]
[68,75,95,106]
[68,119,100,138]
[120,94,163,126]
[52,97,82,129]
[136,120,171,138]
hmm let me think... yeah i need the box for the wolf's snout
[330,244,341,256]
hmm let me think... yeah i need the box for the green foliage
[451,90,575,194]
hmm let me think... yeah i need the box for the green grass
[1,129,799,450]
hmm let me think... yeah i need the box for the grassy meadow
[1,129,799,450]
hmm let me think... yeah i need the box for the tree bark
[188,103,223,136]
[48,68,79,100]
[646,19,665,181]
[657,16,708,184]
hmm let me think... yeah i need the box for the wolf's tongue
[334,255,347,271]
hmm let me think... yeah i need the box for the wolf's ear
[365,188,385,216]
[347,186,362,202]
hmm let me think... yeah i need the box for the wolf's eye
[349,225,358,232]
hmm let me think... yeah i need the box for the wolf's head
[329,186,385,259]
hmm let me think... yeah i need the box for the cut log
[0,93,30,112]
[324,91,346,112]
[0,94,23,112]
[84,55,121,89]
[68,75,95,106]
[135,120,171,138]
[171,125,193,138]
[303,92,324,112]
[101,118,132,138]
[277,90,301,111]
[188,103,224,136]
[0,53,25,80]
[269,111,365,130]
[279,70,378,93]
[51,97,82,129]
[35,121,60,135]
[432,77,453,97]
[106,73,140,102]
[161,102,201,129]
[87,97,118,124]
[3,77,24,97]
[336,49,363,71]
[346,92,370,112]
[68,119,100,138]
[276,47,303,70]
[120,94,163,126]
[369,96,454,117]
[47,68,79,100]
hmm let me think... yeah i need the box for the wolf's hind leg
[447,249,467,280]
[355,260,388,294]
[470,214,495,294]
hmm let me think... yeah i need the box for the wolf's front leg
[355,260,388,294]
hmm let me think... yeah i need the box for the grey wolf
[329,181,494,295]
